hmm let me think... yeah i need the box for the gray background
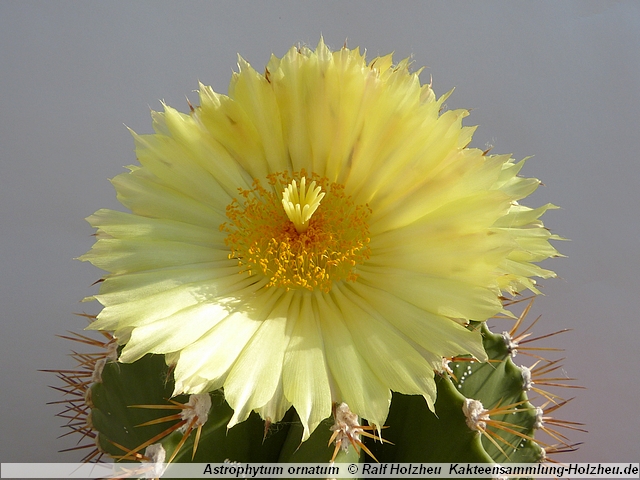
[2,1,638,463]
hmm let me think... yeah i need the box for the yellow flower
[80,39,559,440]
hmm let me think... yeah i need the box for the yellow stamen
[222,171,371,293]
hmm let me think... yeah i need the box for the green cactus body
[50,302,582,479]
[91,354,360,465]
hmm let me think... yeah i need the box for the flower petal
[119,302,229,362]
[315,291,391,429]
[350,282,487,363]
[281,293,332,440]
[332,283,438,401]
[224,290,296,428]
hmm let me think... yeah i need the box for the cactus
[49,298,584,473]
[47,39,582,477]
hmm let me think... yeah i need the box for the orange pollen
[221,171,371,293]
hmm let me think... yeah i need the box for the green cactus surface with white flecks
[49,301,583,479]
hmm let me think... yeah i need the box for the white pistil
[282,177,325,233]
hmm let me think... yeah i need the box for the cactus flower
[80,38,559,441]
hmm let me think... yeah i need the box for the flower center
[281,177,325,234]
[222,171,371,293]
